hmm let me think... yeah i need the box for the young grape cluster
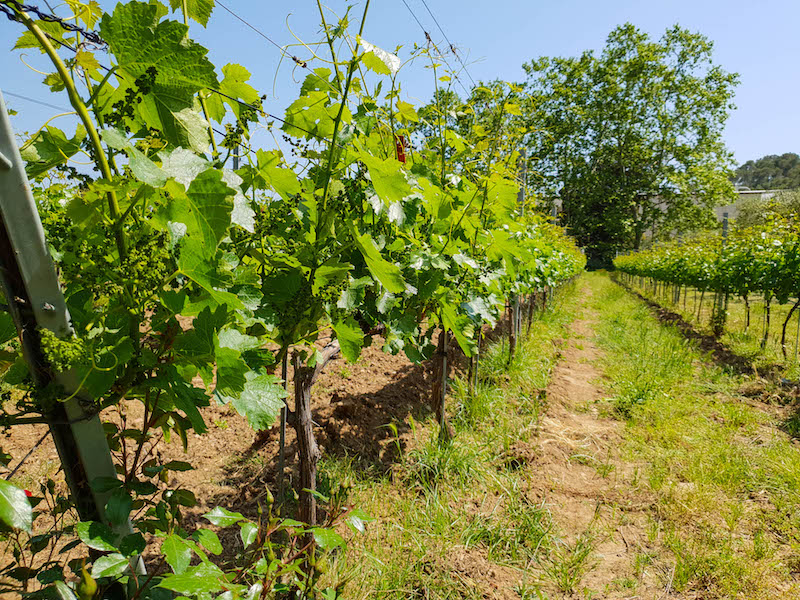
[103,66,158,131]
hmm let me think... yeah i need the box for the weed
[405,435,479,492]
[538,530,598,594]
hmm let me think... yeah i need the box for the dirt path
[530,283,673,598]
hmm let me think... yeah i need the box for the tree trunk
[431,330,453,440]
[527,292,536,335]
[697,290,705,321]
[761,297,771,350]
[743,295,750,332]
[291,342,340,532]
[507,299,517,366]
[781,299,800,359]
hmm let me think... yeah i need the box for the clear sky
[2,0,799,165]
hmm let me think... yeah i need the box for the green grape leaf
[177,240,246,309]
[21,126,86,179]
[159,170,234,252]
[175,305,225,360]
[168,0,214,26]
[282,91,351,140]
[332,317,363,363]
[101,127,168,187]
[160,147,209,188]
[172,107,211,154]
[14,21,65,52]
[214,347,248,396]
[396,100,419,123]
[66,0,103,29]
[352,229,406,294]
[312,262,352,294]
[100,2,219,147]
[0,481,32,532]
[257,150,301,201]
[358,38,400,76]
[206,63,260,122]
[169,380,209,434]
[359,153,412,207]
[217,328,260,352]
[217,372,286,431]
[441,302,475,357]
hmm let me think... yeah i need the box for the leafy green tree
[734,153,800,190]
[523,23,739,266]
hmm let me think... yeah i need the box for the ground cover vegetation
[589,273,800,599]
[0,0,584,597]
[613,208,800,378]
[4,1,800,598]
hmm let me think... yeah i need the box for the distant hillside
[734,153,800,189]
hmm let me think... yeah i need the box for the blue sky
[3,0,799,165]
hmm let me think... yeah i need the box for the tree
[734,153,800,190]
[523,23,739,266]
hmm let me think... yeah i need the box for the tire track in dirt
[529,283,677,599]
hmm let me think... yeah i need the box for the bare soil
[529,286,677,598]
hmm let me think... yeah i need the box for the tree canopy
[522,23,739,266]
[734,153,800,190]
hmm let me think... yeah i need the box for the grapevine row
[613,216,800,353]
[0,1,584,598]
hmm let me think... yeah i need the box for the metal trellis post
[0,92,138,551]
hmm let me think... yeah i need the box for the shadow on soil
[203,339,479,517]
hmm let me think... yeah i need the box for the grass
[588,271,800,598]
[318,282,586,599]
[621,275,800,380]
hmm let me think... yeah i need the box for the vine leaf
[358,38,400,76]
[100,1,219,148]
[177,240,245,309]
[20,126,85,179]
[352,228,406,294]
[332,317,363,363]
[217,372,286,431]
[168,0,215,27]
[441,302,475,357]
[214,347,248,396]
[159,170,234,252]
[359,153,412,207]
[206,63,260,122]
